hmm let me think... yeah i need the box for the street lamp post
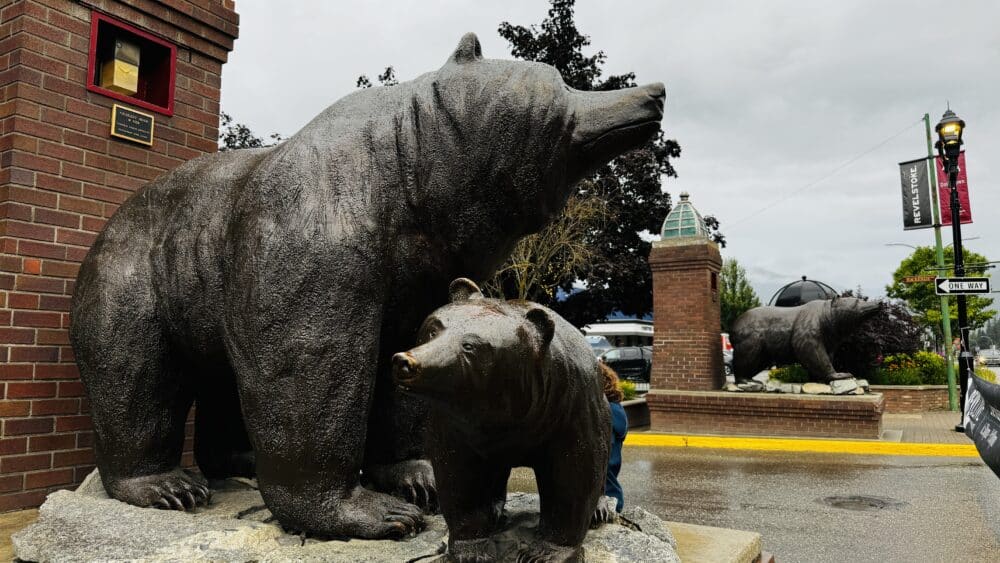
[934,108,972,432]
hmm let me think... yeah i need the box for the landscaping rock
[801,382,833,394]
[765,382,783,393]
[752,372,771,384]
[779,383,802,394]
[830,379,859,395]
[723,383,741,392]
[12,471,680,563]
[856,379,870,392]
[738,382,765,392]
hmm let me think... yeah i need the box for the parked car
[978,349,1000,367]
[586,335,613,358]
[601,346,652,392]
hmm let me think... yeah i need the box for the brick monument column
[648,193,723,391]
[0,0,238,512]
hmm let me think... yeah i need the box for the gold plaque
[110,104,154,146]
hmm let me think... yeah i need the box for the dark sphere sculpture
[393,279,610,563]
[69,33,664,539]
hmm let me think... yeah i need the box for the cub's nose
[392,352,418,380]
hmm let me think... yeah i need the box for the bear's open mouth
[583,120,660,148]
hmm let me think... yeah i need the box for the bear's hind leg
[194,365,255,480]
[77,343,209,511]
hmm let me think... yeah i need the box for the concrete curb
[625,432,979,457]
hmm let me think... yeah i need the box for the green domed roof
[660,192,709,240]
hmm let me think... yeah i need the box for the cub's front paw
[364,458,438,512]
[449,537,497,563]
[515,541,582,563]
[590,495,618,527]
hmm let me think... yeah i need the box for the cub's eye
[462,342,475,352]
[428,330,437,339]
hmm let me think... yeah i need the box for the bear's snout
[392,352,419,383]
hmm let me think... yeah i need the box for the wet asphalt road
[509,447,1000,562]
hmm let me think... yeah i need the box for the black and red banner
[936,151,972,225]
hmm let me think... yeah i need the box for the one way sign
[936,277,991,295]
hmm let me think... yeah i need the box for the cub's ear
[526,307,555,347]
[449,32,483,64]
[449,278,483,302]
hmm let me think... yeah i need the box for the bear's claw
[364,459,438,513]
[108,468,212,511]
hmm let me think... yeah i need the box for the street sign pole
[925,113,957,411]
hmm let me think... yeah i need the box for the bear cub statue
[393,278,611,563]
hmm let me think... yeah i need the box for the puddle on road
[818,495,908,511]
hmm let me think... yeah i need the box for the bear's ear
[449,278,483,302]
[449,32,483,65]
[525,307,555,348]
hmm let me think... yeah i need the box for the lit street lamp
[935,108,972,432]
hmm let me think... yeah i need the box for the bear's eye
[462,342,475,352]
[428,330,437,339]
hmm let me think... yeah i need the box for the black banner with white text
[898,157,933,230]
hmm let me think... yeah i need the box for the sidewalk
[882,411,972,444]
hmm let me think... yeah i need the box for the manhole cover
[818,495,907,511]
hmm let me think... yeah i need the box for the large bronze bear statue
[393,279,610,562]
[730,297,881,383]
[69,33,664,539]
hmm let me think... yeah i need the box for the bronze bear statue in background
[393,279,610,563]
[730,297,881,383]
[69,32,663,539]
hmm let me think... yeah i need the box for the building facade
[0,0,238,512]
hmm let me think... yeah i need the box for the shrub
[620,380,638,401]
[770,364,811,383]
[976,367,997,383]
[911,351,947,385]
[873,352,948,385]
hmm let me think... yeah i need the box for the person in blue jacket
[596,362,628,520]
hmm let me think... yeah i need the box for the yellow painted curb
[625,433,979,458]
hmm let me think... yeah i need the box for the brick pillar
[0,0,238,512]
[649,239,723,391]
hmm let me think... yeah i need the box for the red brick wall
[649,240,723,391]
[646,390,885,439]
[871,386,950,414]
[0,0,237,512]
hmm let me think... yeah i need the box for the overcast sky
[220,0,999,304]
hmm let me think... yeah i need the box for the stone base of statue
[13,471,681,562]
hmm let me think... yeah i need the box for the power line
[728,118,923,229]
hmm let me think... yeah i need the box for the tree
[218,112,282,150]
[885,245,995,344]
[496,0,706,326]
[481,191,611,301]
[833,289,923,378]
[356,66,398,89]
[719,258,761,332]
[973,318,1000,350]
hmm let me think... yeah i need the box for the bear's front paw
[363,458,438,512]
[327,486,425,540]
[515,541,583,563]
[449,537,497,562]
[829,372,855,381]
